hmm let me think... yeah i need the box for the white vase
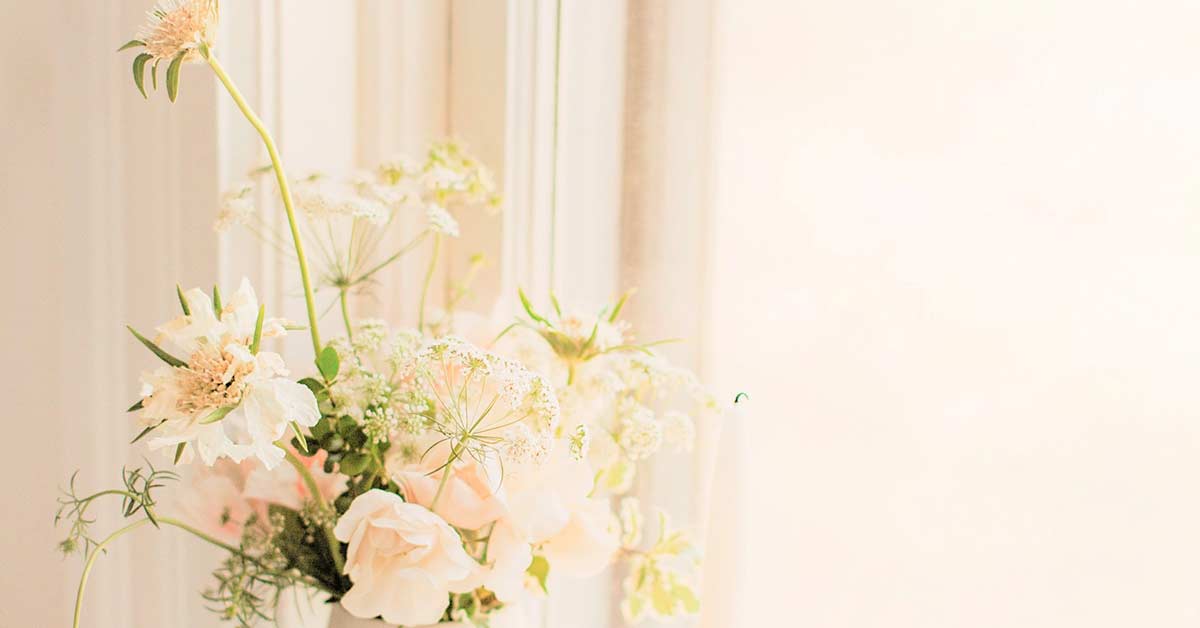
[327,603,473,628]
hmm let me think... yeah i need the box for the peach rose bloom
[333,490,476,626]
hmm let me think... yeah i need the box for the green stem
[339,288,354,341]
[206,54,323,359]
[73,519,151,628]
[71,514,333,628]
[353,230,429,285]
[283,448,345,574]
[417,233,442,333]
[429,443,462,512]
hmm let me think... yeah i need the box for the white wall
[707,1,1200,626]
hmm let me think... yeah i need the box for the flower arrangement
[57,2,728,627]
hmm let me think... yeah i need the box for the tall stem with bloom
[205,51,344,576]
[417,233,442,333]
[205,53,323,359]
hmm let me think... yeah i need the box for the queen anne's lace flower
[617,402,662,461]
[424,203,460,236]
[136,279,319,468]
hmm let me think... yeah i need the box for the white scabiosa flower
[135,279,319,469]
[136,0,219,63]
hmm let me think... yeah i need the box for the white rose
[333,490,477,626]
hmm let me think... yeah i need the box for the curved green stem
[339,288,354,340]
[206,54,323,359]
[283,448,345,574]
[417,233,442,333]
[73,519,151,628]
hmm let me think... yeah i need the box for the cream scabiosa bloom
[137,0,218,62]
[137,278,319,469]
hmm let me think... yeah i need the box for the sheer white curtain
[704,1,1200,626]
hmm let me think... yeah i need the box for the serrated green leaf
[127,325,187,367]
[175,284,190,315]
[173,442,187,464]
[316,345,340,381]
[117,39,145,52]
[130,420,166,444]
[249,304,265,354]
[166,51,185,102]
[527,555,550,593]
[132,53,152,98]
[199,405,236,425]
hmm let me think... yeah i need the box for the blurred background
[5,0,1200,627]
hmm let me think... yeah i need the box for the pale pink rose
[333,490,477,626]
[244,449,347,509]
[393,441,506,530]
[170,459,265,545]
[502,444,594,543]
[540,497,620,577]
[503,443,619,577]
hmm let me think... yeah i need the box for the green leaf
[117,39,145,52]
[166,51,185,102]
[336,415,357,436]
[672,580,701,614]
[734,391,750,404]
[211,283,222,313]
[549,290,563,317]
[339,452,369,476]
[310,417,332,439]
[316,346,340,381]
[130,420,166,444]
[609,289,633,322]
[126,399,144,412]
[199,405,236,424]
[518,288,549,326]
[132,53,152,98]
[249,304,266,354]
[290,421,309,454]
[268,504,344,592]
[151,60,160,90]
[127,326,187,367]
[173,442,187,464]
[527,555,550,593]
[175,284,190,314]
